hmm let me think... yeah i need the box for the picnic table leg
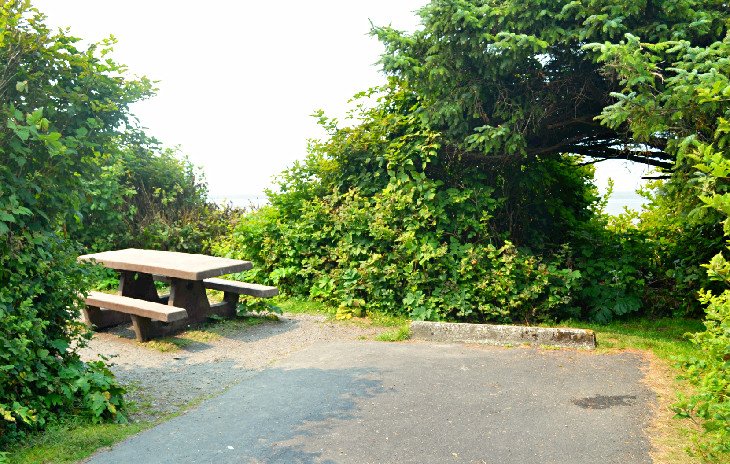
[222,292,239,316]
[207,292,239,318]
[168,278,211,323]
[130,315,154,342]
[119,271,159,300]
[116,271,167,339]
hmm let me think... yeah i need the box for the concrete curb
[410,321,596,349]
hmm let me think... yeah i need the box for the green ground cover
[557,317,705,361]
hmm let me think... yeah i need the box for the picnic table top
[78,248,253,281]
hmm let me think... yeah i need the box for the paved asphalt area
[86,341,654,464]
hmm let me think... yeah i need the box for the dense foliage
[218,0,730,323]
[372,0,728,171]
[674,151,729,460]
[678,251,730,461]
[589,24,730,317]
[0,1,148,443]
[216,84,597,323]
[593,28,730,461]
[67,142,228,255]
[371,0,730,318]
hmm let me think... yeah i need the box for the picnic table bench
[78,248,278,341]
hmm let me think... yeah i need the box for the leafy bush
[590,26,730,320]
[594,26,730,462]
[675,257,730,462]
[672,148,730,462]
[215,85,594,324]
[0,239,126,444]
[69,143,234,255]
[635,178,726,317]
[568,213,647,323]
[1,1,146,443]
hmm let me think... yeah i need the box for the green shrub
[1,1,144,443]
[589,26,730,321]
[670,148,730,463]
[0,239,126,445]
[636,178,726,318]
[568,211,648,323]
[214,85,593,324]
[674,254,730,462]
[68,144,237,255]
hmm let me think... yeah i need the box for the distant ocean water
[210,194,268,209]
[212,191,647,216]
[604,191,646,216]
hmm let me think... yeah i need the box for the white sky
[34,0,647,198]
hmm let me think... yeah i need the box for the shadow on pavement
[88,366,384,464]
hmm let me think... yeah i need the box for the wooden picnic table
[77,248,275,341]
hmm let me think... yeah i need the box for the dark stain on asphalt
[572,394,637,409]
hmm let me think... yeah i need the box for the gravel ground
[78,314,383,421]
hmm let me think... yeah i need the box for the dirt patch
[78,314,382,421]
